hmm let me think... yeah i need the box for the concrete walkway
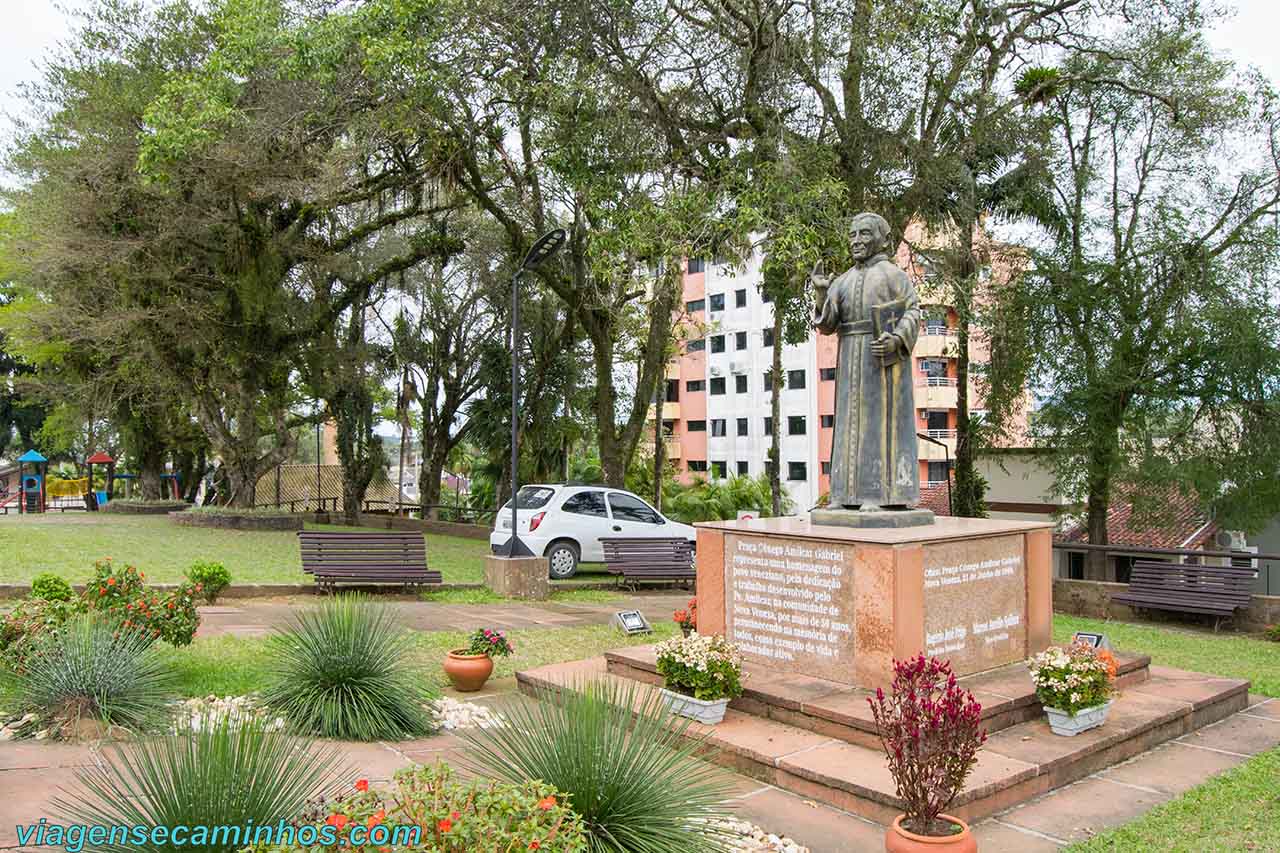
[194,591,689,638]
[2,687,1276,851]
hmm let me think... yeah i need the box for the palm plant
[463,678,735,853]
[8,613,173,732]
[57,716,346,853]
[259,594,436,740]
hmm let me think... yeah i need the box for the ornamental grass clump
[1028,642,1117,715]
[867,655,986,837]
[8,612,174,734]
[654,632,743,701]
[260,595,437,741]
[462,678,735,853]
[57,715,345,853]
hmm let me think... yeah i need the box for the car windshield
[501,486,556,510]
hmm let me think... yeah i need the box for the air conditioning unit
[709,365,724,377]
[730,360,747,374]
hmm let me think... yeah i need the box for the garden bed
[101,499,188,515]
[169,509,302,531]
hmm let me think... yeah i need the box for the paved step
[604,645,1152,749]
[517,656,1247,826]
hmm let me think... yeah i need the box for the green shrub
[10,613,173,732]
[186,560,231,604]
[57,716,344,853]
[463,679,734,853]
[183,505,294,517]
[1264,624,1280,643]
[31,572,73,602]
[259,595,437,741]
[81,560,200,647]
[0,597,85,673]
[247,763,587,852]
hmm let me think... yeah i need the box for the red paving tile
[1177,712,1280,756]
[995,776,1170,844]
[1100,741,1245,796]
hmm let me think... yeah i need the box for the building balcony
[913,333,955,359]
[917,436,956,461]
[916,378,958,409]
[640,438,682,460]
[649,401,681,420]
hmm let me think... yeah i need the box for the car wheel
[546,541,580,579]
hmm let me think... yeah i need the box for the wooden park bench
[1111,559,1255,630]
[298,530,442,594]
[601,537,696,590]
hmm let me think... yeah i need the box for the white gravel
[169,695,285,733]
[428,696,503,730]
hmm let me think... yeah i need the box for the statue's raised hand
[811,261,831,306]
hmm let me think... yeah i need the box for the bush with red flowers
[672,598,697,633]
[465,627,515,658]
[867,655,987,837]
[246,763,586,852]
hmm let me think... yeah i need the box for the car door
[557,489,613,562]
[606,491,669,539]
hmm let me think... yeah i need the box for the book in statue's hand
[871,299,907,366]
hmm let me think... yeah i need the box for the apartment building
[654,232,1019,512]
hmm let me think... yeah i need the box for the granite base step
[604,645,1152,749]
[516,655,1247,826]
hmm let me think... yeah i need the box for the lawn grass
[1064,747,1280,852]
[1,514,620,587]
[161,621,677,697]
[1053,614,1280,698]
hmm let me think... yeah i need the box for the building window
[821,414,834,428]
[661,419,675,436]
[710,377,726,395]
[735,374,747,393]
[686,299,705,313]
[820,367,836,381]
[711,418,726,436]
[765,459,776,477]
[688,460,708,472]
[710,334,725,353]
[926,410,949,431]
[763,417,773,436]
[709,293,725,312]
[686,379,704,392]
[788,369,806,389]
[737,461,749,475]
[736,417,749,436]
[921,358,948,377]
[788,462,808,481]
[735,331,747,350]
[712,461,727,478]
[821,461,831,475]
[735,289,747,308]
[762,328,775,347]
[927,460,951,483]
[688,420,706,432]
[788,415,806,435]
[760,286,772,304]
[1067,552,1085,580]
[665,379,679,402]
[688,257,706,273]
[688,338,705,352]
[763,371,774,391]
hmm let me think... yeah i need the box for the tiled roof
[917,481,953,516]
[1057,489,1217,549]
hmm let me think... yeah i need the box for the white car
[489,483,697,579]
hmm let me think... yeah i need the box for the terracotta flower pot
[884,814,976,853]
[443,649,494,692]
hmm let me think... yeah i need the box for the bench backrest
[601,537,694,570]
[298,530,428,573]
[1127,560,1254,605]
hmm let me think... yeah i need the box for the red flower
[355,778,369,792]
[529,842,541,850]
[366,809,385,829]
[437,818,453,833]
[450,811,460,820]
[537,795,557,811]
[326,813,349,829]
[107,577,117,586]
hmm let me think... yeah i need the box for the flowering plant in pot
[653,633,742,724]
[443,628,514,692]
[672,598,697,636]
[1028,642,1117,736]
[868,655,986,852]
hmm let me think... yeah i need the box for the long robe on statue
[816,253,922,508]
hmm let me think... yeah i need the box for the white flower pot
[1043,700,1112,736]
[660,688,730,724]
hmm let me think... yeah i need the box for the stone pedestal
[694,516,1053,689]
[485,555,550,601]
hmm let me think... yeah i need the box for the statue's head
[849,212,890,261]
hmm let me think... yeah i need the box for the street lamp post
[498,228,567,558]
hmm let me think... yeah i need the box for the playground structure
[0,448,181,515]
[15,449,47,513]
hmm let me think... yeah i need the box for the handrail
[924,428,957,438]
[917,377,959,387]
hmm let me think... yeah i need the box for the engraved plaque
[922,534,1026,675]
[724,533,858,683]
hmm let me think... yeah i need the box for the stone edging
[101,500,188,514]
[168,511,303,531]
[0,580,627,600]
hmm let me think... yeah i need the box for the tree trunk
[418,440,450,521]
[769,308,784,516]
[137,440,165,501]
[653,381,665,512]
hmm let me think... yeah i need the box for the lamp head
[521,228,567,270]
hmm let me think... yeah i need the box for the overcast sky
[3,0,1278,147]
